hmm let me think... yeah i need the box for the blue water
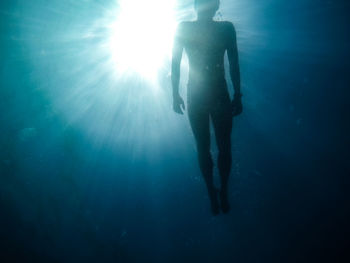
[1,0,349,262]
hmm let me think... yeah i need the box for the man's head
[194,0,220,20]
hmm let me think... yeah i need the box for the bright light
[109,0,177,80]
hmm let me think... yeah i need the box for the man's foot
[219,190,230,214]
[209,188,220,215]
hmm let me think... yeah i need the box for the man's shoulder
[216,21,235,30]
[176,20,235,35]
[177,21,195,30]
[216,21,236,39]
[175,21,197,38]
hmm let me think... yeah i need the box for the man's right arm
[171,23,185,114]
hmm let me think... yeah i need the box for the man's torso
[178,20,233,106]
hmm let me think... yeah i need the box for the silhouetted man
[171,0,242,215]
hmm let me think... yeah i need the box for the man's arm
[227,23,241,97]
[226,23,242,116]
[171,23,185,114]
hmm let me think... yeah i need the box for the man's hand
[231,94,242,117]
[173,94,185,114]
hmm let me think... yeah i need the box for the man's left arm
[226,22,242,116]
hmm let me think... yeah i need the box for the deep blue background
[1,0,349,262]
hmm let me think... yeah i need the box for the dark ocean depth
[1,0,349,262]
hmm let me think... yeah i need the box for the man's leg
[212,100,233,213]
[188,104,219,215]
